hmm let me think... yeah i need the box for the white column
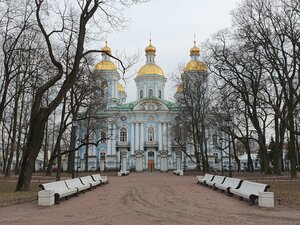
[112,123,116,155]
[130,122,135,155]
[168,122,171,155]
[163,122,167,150]
[158,123,162,150]
[155,83,158,97]
[107,123,112,155]
[135,122,139,150]
[144,84,147,97]
[115,80,118,98]
[140,123,144,150]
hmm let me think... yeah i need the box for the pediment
[133,98,169,111]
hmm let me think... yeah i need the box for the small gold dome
[118,83,125,92]
[101,41,112,55]
[190,41,200,56]
[184,61,208,72]
[176,83,184,93]
[95,60,117,71]
[145,40,156,54]
[138,64,164,76]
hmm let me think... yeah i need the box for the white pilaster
[130,122,135,155]
[163,122,167,150]
[115,80,118,98]
[141,122,144,150]
[135,122,139,150]
[158,122,162,150]
[112,123,116,155]
[168,122,172,155]
[155,83,158,97]
[144,84,147,97]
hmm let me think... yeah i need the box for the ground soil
[0,172,299,225]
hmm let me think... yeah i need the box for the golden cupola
[95,41,117,71]
[137,40,164,76]
[184,41,208,72]
[176,83,184,94]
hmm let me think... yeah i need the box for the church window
[213,133,218,145]
[158,90,162,99]
[175,127,181,142]
[140,90,143,99]
[120,127,127,142]
[148,127,155,142]
[101,131,107,143]
[148,89,153,97]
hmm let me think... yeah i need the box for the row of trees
[0,0,143,191]
[174,0,299,178]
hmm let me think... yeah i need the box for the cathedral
[76,40,220,173]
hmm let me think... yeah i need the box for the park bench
[80,175,101,187]
[205,175,226,188]
[65,178,91,192]
[214,177,242,193]
[197,173,215,184]
[91,174,109,184]
[39,180,78,204]
[118,170,130,176]
[173,169,183,176]
[229,180,270,205]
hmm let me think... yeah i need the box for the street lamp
[72,119,78,179]
[225,117,232,177]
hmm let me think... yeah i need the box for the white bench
[173,169,183,176]
[65,178,91,192]
[205,175,226,188]
[214,177,242,193]
[39,181,78,204]
[80,175,101,187]
[197,173,215,184]
[118,170,130,176]
[230,180,270,205]
[91,174,109,184]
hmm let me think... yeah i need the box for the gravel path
[0,172,299,225]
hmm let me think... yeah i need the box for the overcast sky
[100,0,241,102]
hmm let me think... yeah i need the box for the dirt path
[0,172,299,225]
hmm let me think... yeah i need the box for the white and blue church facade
[76,40,226,172]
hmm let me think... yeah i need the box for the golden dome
[118,83,125,92]
[102,41,112,55]
[190,41,200,56]
[138,64,164,76]
[145,40,156,54]
[176,83,184,93]
[184,61,208,72]
[95,60,117,71]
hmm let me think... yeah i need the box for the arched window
[101,131,107,143]
[175,127,181,142]
[140,90,143,99]
[158,90,162,99]
[148,127,154,142]
[120,127,127,142]
[148,89,153,97]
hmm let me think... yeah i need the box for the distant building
[77,40,228,172]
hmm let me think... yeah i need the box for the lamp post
[219,138,224,176]
[225,117,232,178]
[71,119,78,179]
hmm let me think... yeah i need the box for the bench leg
[249,195,257,206]
[54,194,60,204]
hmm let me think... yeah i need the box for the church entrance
[148,151,155,171]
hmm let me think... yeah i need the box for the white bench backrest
[80,176,95,184]
[92,174,101,181]
[42,181,69,191]
[211,175,225,184]
[239,180,269,195]
[222,177,241,188]
[203,173,214,182]
[65,178,83,188]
